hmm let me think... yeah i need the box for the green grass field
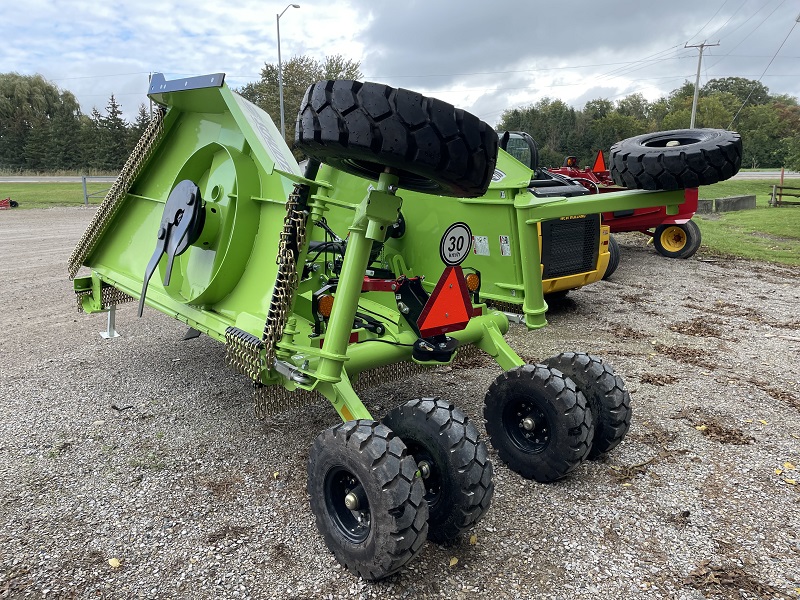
[1,182,111,209]
[694,178,800,266]
[2,177,799,266]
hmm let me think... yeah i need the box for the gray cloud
[4,0,798,128]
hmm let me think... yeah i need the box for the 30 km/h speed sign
[440,222,472,266]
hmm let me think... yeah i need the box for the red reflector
[417,266,473,337]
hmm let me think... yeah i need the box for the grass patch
[698,178,782,207]
[695,178,800,266]
[1,182,110,208]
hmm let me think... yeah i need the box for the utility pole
[685,41,720,128]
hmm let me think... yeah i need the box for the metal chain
[224,328,264,381]
[253,344,486,418]
[260,185,308,365]
[75,283,135,313]
[249,185,309,417]
[68,106,167,279]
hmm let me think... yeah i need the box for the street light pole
[277,3,300,139]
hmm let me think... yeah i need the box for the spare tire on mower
[295,80,498,198]
[609,128,741,191]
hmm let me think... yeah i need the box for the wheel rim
[324,467,371,544]
[642,133,702,148]
[502,397,551,453]
[405,442,443,511]
[660,226,687,252]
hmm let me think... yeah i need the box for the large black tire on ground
[295,80,498,197]
[653,219,702,258]
[483,364,593,482]
[603,234,620,279]
[307,420,428,580]
[542,353,631,459]
[382,398,494,543]
[609,129,742,191]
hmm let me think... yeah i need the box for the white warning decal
[472,235,490,256]
[499,235,511,257]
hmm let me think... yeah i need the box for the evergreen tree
[128,103,150,154]
[24,116,50,171]
[47,99,83,170]
[82,108,105,172]
[98,94,129,171]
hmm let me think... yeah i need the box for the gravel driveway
[1,207,798,599]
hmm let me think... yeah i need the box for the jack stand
[100,304,120,339]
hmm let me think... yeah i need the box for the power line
[728,11,800,127]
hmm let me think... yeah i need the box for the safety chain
[249,184,309,417]
[260,184,308,367]
[68,106,167,279]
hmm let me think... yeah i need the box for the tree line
[0,73,151,173]
[2,64,799,174]
[498,77,800,170]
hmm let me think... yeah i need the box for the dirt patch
[672,406,754,445]
[748,378,800,411]
[607,322,649,340]
[205,524,251,544]
[640,373,677,386]
[669,317,724,338]
[685,560,793,599]
[655,344,714,368]
[621,292,650,304]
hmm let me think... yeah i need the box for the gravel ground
[1,207,799,600]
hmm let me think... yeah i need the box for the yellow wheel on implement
[659,225,688,252]
[653,220,702,259]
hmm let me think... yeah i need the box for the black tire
[382,398,494,543]
[483,364,593,482]
[683,219,702,256]
[294,80,498,198]
[307,420,428,580]
[603,234,620,279]
[610,128,742,190]
[542,353,631,459]
[653,220,702,259]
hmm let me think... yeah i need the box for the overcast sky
[4,0,800,127]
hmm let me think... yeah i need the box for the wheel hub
[418,460,432,479]
[661,226,687,252]
[325,469,371,544]
[505,399,551,453]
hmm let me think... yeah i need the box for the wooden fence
[769,185,800,207]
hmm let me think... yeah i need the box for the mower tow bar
[138,180,206,316]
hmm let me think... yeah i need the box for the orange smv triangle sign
[591,149,607,173]
[417,266,473,338]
